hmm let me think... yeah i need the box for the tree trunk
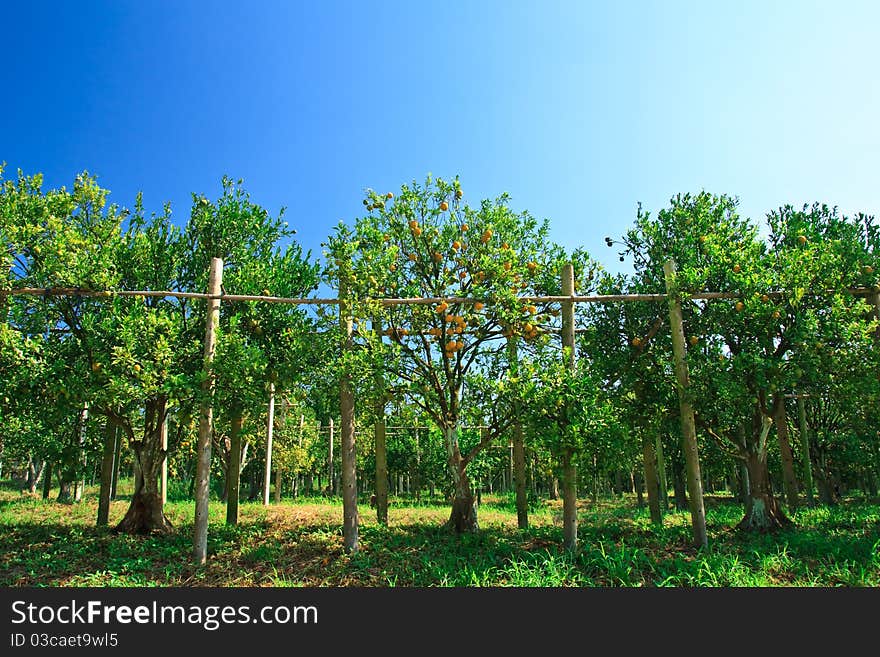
[561,449,577,551]
[97,417,117,526]
[633,470,644,508]
[374,417,388,525]
[655,434,668,509]
[642,432,662,524]
[738,451,791,531]
[42,461,52,499]
[737,416,790,532]
[772,395,799,511]
[110,424,122,500]
[672,458,688,510]
[796,395,814,507]
[116,398,173,535]
[444,426,478,533]
[226,413,244,525]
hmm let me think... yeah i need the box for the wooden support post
[560,262,578,551]
[373,316,389,525]
[507,336,529,529]
[663,260,708,549]
[339,275,359,553]
[193,257,223,566]
[263,382,275,506]
[74,402,88,502]
[226,413,243,525]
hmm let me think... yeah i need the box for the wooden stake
[193,257,223,566]
[263,382,275,506]
[339,275,359,553]
[560,262,577,551]
[372,317,389,525]
[97,417,116,526]
[663,260,708,549]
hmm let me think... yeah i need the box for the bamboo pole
[193,257,223,566]
[663,260,708,549]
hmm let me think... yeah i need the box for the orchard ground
[1,481,877,587]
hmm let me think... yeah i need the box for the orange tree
[618,193,879,530]
[325,175,573,532]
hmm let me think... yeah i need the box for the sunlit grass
[1,482,877,587]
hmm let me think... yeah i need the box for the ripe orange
[503,261,511,271]
[689,335,699,346]
[386,192,393,199]
[452,241,461,250]
[631,337,642,347]
[461,223,469,231]
[409,220,419,229]
[761,294,769,302]
[732,264,741,273]
[412,227,422,237]
[772,310,781,319]
[797,235,807,245]
[474,301,484,311]
[408,253,417,262]
[455,189,463,199]
[440,201,449,211]
[735,301,744,312]
[433,252,442,262]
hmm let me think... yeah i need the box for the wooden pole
[372,317,389,525]
[328,417,335,495]
[339,275,359,553]
[160,414,168,506]
[225,412,243,525]
[193,256,223,566]
[561,262,578,551]
[796,395,814,507]
[75,402,88,502]
[507,336,529,529]
[263,382,275,506]
[663,260,708,549]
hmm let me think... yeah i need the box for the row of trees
[2,166,878,556]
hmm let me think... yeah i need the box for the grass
[1,482,878,587]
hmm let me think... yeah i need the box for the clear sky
[2,1,878,274]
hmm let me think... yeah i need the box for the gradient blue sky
[2,1,878,273]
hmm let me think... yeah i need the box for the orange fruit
[735,301,744,312]
[689,335,699,346]
[409,220,418,229]
[732,264,741,273]
[797,235,807,245]
[412,227,422,237]
[440,201,449,211]
[461,223,469,231]
[433,252,442,262]
[408,253,417,262]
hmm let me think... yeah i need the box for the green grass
[1,482,877,587]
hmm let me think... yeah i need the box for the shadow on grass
[1,498,877,587]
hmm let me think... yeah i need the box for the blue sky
[2,1,878,275]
